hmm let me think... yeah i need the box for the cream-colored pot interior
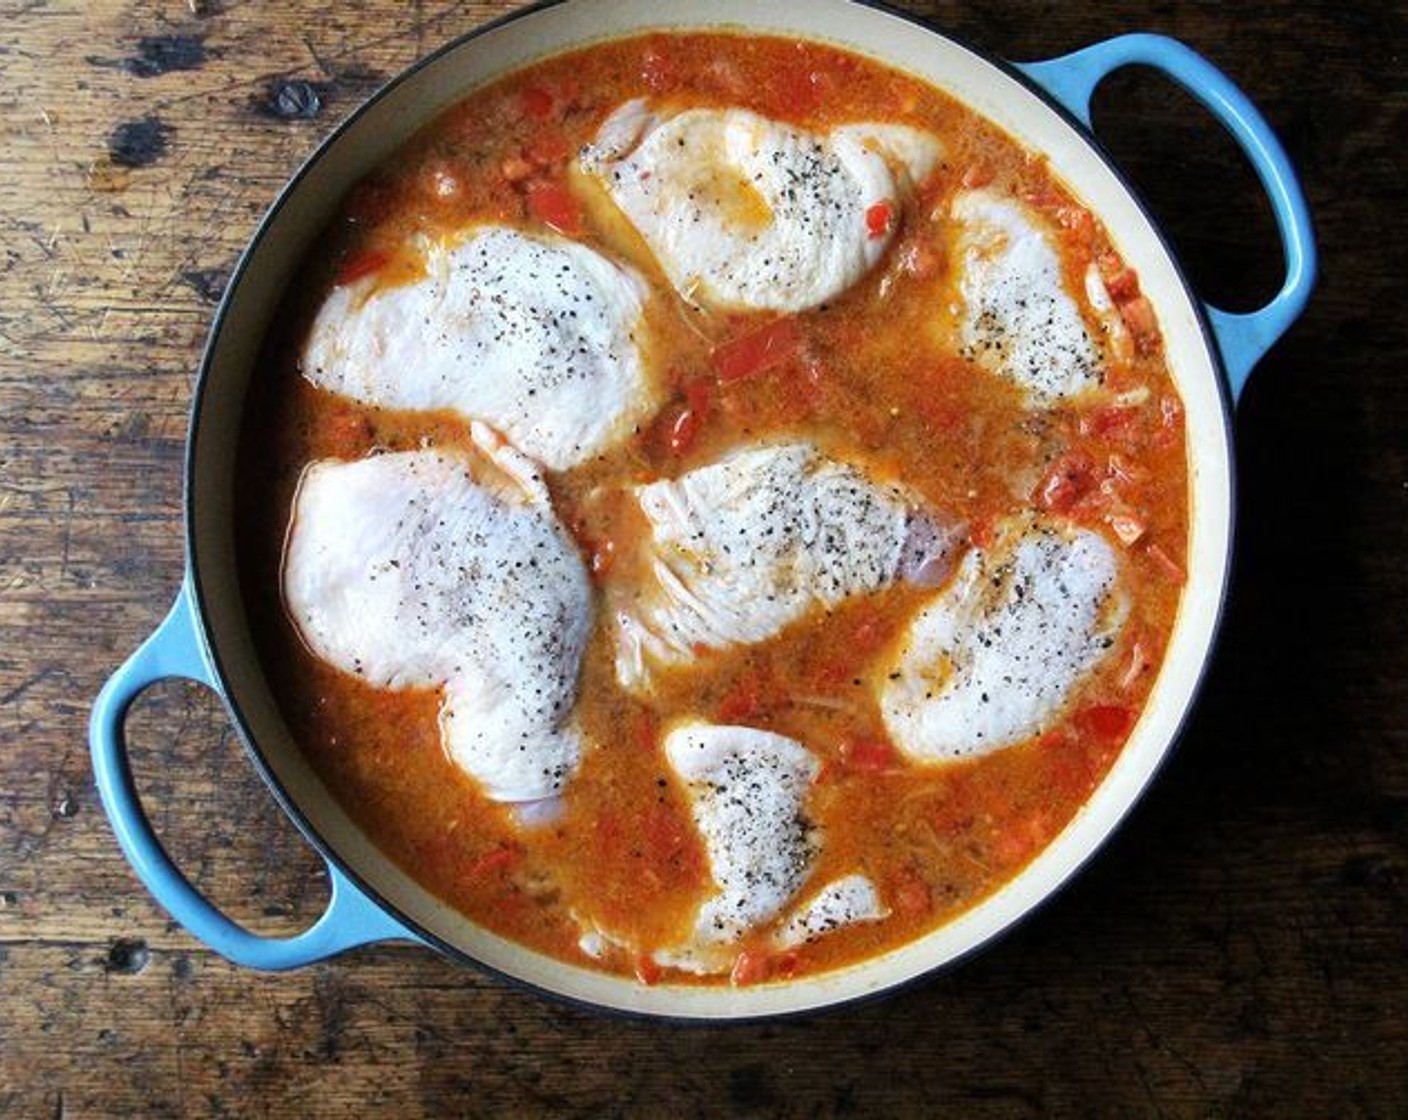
[189,0,1233,1018]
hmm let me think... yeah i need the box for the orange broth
[237,32,1188,985]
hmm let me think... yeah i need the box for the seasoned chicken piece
[655,723,821,974]
[951,189,1108,404]
[880,514,1128,761]
[774,874,889,950]
[583,100,943,312]
[612,442,965,691]
[301,225,657,471]
[282,429,593,801]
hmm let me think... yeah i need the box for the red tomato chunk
[524,180,582,235]
[711,318,804,382]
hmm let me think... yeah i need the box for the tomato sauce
[237,32,1187,983]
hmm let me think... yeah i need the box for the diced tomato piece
[962,161,994,188]
[996,811,1053,873]
[1058,205,1096,244]
[1037,727,1070,752]
[1034,452,1095,513]
[865,200,894,239]
[1073,704,1135,741]
[731,948,772,986]
[1145,541,1186,584]
[501,155,534,182]
[891,868,932,917]
[634,953,662,986]
[336,247,390,286]
[589,536,616,576]
[1097,250,1140,301]
[930,788,974,839]
[711,318,803,382]
[840,736,900,774]
[1121,295,1160,346]
[968,516,996,550]
[1107,512,1147,547]
[1026,191,1095,243]
[650,406,695,458]
[718,670,768,723]
[1044,734,1098,801]
[1107,268,1140,303]
[569,514,616,580]
[1082,405,1140,439]
[520,86,554,119]
[641,806,700,881]
[1022,187,1063,212]
[524,180,582,236]
[681,375,712,414]
[526,130,571,167]
[466,845,521,879]
[665,406,704,456]
[991,812,1046,869]
[771,58,829,115]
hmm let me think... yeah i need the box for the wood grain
[1,2,1404,1117]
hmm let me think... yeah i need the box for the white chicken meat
[282,429,593,801]
[583,101,943,312]
[774,874,889,950]
[655,722,821,974]
[613,441,965,691]
[880,514,1128,762]
[951,189,1109,405]
[301,225,657,471]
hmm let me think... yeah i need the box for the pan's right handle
[1017,33,1318,403]
[90,583,419,969]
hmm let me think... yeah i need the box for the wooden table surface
[2,1,1403,1116]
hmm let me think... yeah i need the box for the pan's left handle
[90,582,420,969]
[1017,33,1317,403]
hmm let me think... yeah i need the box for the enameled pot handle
[1016,33,1317,403]
[90,581,418,969]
